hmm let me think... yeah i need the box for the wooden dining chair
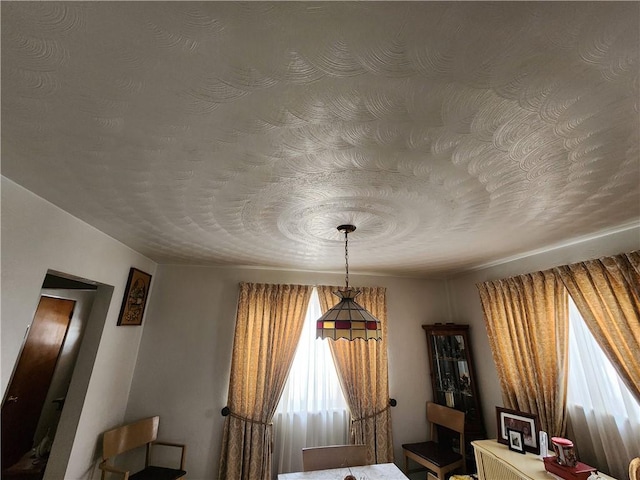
[402,402,466,480]
[301,444,368,472]
[99,416,186,480]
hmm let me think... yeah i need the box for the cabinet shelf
[434,389,474,397]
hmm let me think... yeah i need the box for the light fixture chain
[344,229,349,289]
[316,224,382,341]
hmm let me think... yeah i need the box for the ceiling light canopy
[316,225,383,341]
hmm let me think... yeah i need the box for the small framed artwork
[117,268,152,326]
[496,406,540,454]
[507,428,526,454]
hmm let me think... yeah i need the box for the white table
[277,462,409,479]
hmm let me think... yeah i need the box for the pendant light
[316,225,382,341]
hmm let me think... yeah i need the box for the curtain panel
[218,283,312,480]
[317,285,394,465]
[565,296,640,480]
[272,288,350,474]
[477,271,569,437]
[554,251,640,403]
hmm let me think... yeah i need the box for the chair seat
[130,466,186,480]
[402,441,463,468]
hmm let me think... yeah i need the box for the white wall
[445,225,640,440]
[125,265,451,479]
[1,177,157,479]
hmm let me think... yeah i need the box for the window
[567,296,640,479]
[272,288,350,474]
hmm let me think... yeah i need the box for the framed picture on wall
[117,268,152,326]
[496,406,540,454]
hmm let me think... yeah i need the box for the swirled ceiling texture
[2,2,638,276]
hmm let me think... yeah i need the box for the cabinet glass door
[423,323,486,465]
[431,334,474,413]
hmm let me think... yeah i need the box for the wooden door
[1,296,75,469]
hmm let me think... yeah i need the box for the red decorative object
[551,436,577,466]
[543,456,597,480]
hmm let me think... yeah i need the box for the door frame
[45,277,114,480]
[2,270,114,480]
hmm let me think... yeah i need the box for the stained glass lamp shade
[316,225,383,341]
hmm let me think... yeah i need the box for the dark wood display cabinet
[422,323,486,467]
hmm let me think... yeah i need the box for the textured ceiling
[2,2,639,276]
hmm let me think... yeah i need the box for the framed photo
[496,406,540,454]
[117,268,152,326]
[507,428,526,454]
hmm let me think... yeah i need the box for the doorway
[1,275,97,480]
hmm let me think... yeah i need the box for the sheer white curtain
[567,296,640,480]
[272,288,350,476]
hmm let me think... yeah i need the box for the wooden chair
[630,457,640,480]
[402,402,465,480]
[99,416,186,480]
[302,444,368,472]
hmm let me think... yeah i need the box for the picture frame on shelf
[507,428,526,454]
[117,267,152,326]
[496,406,540,454]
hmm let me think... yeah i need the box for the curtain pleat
[218,283,312,480]
[317,285,394,464]
[554,251,640,403]
[477,270,568,437]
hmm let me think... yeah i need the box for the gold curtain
[218,283,312,480]
[477,270,569,437]
[555,251,640,403]
[317,285,394,464]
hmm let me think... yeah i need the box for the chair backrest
[302,444,368,472]
[427,402,465,446]
[427,402,465,433]
[630,457,640,480]
[102,416,159,460]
